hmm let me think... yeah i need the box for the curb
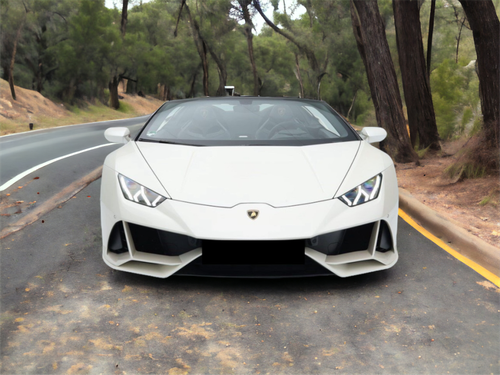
[0,166,103,240]
[399,187,500,277]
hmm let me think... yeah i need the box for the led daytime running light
[340,174,382,207]
[118,174,166,208]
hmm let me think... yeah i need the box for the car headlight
[339,174,382,207]
[118,174,167,207]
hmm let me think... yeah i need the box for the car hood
[136,141,360,208]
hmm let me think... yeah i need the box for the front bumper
[100,165,399,278]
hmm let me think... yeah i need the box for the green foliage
[116,101,133,113]
[479,196,491,206]
[445,161,486,180]
[460,107,473,134]
[430,59,481,139]
[432,92,456,139]
[470,116,482,136]
[416,145,431,158]
[0,0,484,136]
[478,188,499,207]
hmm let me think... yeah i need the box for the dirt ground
[0,79,163,135]
[395,139,500,249]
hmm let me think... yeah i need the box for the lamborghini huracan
[100,97,398,278]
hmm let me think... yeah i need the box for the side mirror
[359,127,387,144]
[105,127,131,144]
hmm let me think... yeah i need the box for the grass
[0,101,142,136]
[479,188,499,207]
[116,101,133,114]
[444,161,486,181]
[416,145,431,158]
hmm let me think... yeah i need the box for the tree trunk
[294,54,305,98]
[209,49,227,97]
[351,0,418,163]
[188,64,201,98]
[8,19,25,101]
[121,0,129,37]
[426,0,436,79]
[393,0,440,151]
[158,84,167,101]
[458,0,499,166]
[240,0,259,96]
[351,1,376,113]
[184,3,209,96]
[455,17,465,63]
[109,76,120,110]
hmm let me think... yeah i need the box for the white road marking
[0,143,115,192]
[0,115,150,139]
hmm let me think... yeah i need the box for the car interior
[144,101,349,142]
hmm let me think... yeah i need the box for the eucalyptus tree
[253,0,326,99]
[253,27,297,97]
[1,0,29,100]
[125,0,198,99]
[230,0,260,95]
[458,0,499,172]
[393,0,440,151]
[350,0,418,163]
[50,0,117,103]
[9,0,75,94]
[175,0,236,97]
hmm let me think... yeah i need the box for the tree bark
[351,0,418,163]
[426,0,436,79]
[184,3,209,96]
[458,0,500,160]
[239,0,259,96]
[350,2,380,123]
[294,53,304,98]
[393,0,440,151]
[455,17,465,63]
[121,0,129,37]
[187,63,201,98]
[109,75,120,110]
[208,48,228,97]
[8,19,25,101]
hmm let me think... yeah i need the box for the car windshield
[137,98,359,146]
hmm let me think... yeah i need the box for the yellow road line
[399,208,500,287]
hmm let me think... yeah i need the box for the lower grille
[114,220,392,260]
[202,240,305,265]
[128,223,200,256]
[306,221,393,255]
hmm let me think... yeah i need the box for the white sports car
[101,97,398,278]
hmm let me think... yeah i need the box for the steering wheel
[267,120,304,139]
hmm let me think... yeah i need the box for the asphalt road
[0,116,148,187]
[0,118,499,374]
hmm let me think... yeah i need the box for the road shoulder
[399,187,500,285]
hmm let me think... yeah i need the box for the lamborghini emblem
[247,210,259,220]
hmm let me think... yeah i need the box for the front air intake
[108,222,129,254]
[128,223,200,256]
